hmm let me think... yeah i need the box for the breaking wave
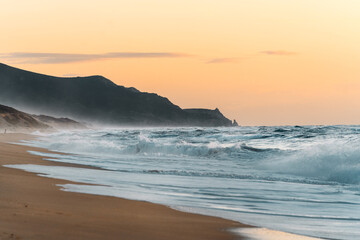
[22,125,360,240]
[263,139,360,184]
[29,126,360,185]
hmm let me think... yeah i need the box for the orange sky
[1,0,360,125]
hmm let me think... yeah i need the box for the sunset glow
[1,0,360,125]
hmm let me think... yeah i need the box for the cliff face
[0,63,235,126]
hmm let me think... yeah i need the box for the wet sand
[0,133,248,240]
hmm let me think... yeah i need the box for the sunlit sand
[235,228,322,240]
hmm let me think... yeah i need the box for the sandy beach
[0,133,248,240]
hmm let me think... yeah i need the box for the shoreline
[0,133,249,240]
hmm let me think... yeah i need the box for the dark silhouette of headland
[0,63,238,127]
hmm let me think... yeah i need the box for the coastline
[0,133,248,240]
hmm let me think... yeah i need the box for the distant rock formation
[32,115,87,129]
[183,108,232,126]
[0,104,86,132]
[0,63,236,127]
[232,119,239,126]
[0,104,49,131]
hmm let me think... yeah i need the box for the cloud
[260,50,297,56]
[206,58,239,64]
[206,51,297,64]
[0,52,191,64]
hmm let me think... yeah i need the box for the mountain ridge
[0,63,237,126]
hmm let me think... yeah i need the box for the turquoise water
[9,126,360,239]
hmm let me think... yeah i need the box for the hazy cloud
[206,58,239,64]
[260,50,297,56]
[206,51,297,64]
[0,52,191,64]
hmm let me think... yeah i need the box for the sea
[7,126,360,240]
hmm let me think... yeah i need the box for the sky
[1,0,360,125]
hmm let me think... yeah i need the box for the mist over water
[12,126,360,239]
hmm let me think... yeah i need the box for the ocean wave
[262,139,360,184]
[141,169,337,185]
[208,204,360,221]
[31,126,360,186]
[25,126,360,240]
